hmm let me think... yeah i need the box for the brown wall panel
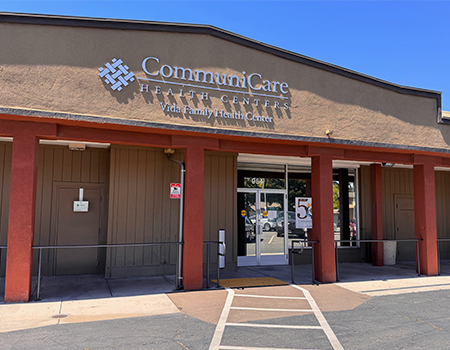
[435,171,450,239]
[0,142,12,277]
[360,166,414,242]
[107,147,237,277]
[107,148,237,277]
[435,171,450,258]
[33,145,110,276]
[106,145,184,277]
[360,166,450,260]
[359,166,413,262]
[203,152,237,271]
[381,168,414,240]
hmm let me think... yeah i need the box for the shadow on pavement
[1,260,450,302]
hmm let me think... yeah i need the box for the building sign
[99,58,135,91]
[99,56,291,128]
[296,197,312,229]
[170,183,181,199]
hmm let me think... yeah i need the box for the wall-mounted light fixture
[325,129,333,137]
[164,148,175,159]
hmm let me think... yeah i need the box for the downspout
[165,149,185,290]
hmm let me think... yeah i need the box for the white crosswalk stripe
[219,346,321,350]
[234,294,307,300]
[225,323,323,330]
[209,284,344,350]
[230,307,313,312]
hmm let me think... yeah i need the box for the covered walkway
[2,261,450,303]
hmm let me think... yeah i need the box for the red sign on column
[170,183,181,198]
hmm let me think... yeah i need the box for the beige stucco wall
[0,21,446,150]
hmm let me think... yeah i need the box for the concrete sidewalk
[2,261,450,334]
[0,275,181,333]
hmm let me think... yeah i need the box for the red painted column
[5,131,39,302]
[370,164,383,266]
[413,161,438,275]
[182,145,204,290]
[311,154,335,282]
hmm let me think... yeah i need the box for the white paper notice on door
[73,201,89,212]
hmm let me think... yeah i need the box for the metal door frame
[237,188,288,266]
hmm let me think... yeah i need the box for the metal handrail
[32,242,184,301]
[290,240,319,285]
[5,236,438,298]
[436,238,450,275]
[334,239,423,281]
[203,241,226,289]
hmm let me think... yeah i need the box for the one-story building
[1,12,449,302]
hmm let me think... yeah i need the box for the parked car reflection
[245,217,256,242]
[276,211,306,238]
[248,215,277,231]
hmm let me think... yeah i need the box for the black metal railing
[290,239,319,285]
[4,236,450,299]
[437,238,450,275]
[334,239,423,281]
[32,242,184,300]
[203,241,226,288]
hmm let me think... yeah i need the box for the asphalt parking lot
[1,286,450,349]
[2,263,450,349]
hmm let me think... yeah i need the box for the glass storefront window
[285,171,358,248]
[238,166,359,254]
[333,173,358,247]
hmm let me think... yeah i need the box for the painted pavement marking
[209,285,344,350]
[209,288,235,350]
[225,323,322,330]
[234,294,306,300]
[291,285,344,350]
[219,346,320,350]
[230,306,313,312]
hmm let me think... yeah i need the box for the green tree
[333,181,340,210]
[288,179,306,211]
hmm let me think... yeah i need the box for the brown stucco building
[0,13,449,302]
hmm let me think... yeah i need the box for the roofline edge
[1,107,449,157]
[0,11,442,104]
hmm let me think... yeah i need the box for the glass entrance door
[237,189,287,266]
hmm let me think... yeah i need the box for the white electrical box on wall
[73,188,89,212]
[73,201,89,212]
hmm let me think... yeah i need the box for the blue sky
[1,1,449,110]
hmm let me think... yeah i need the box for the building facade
[0,13,449,302]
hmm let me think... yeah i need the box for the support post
[5,131,39,302]
[182,145,204,290]
[311,154,335,282]
[413,160,438,275]
[370,163,383,266]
